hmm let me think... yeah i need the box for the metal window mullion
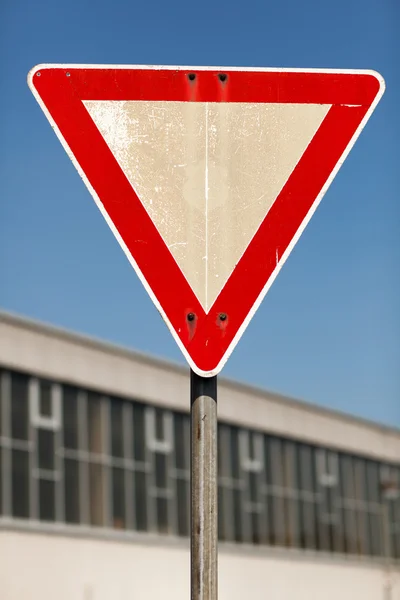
[1,371,11,516]
[123,401,134,531]
[78,390,89,525]
[29,377,38,521]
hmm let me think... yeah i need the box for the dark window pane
[366,462,380,503]
[230,428,240,478]
[249,472,258,504]
[218,485,224,540]
[251,511,260,544]
[0,369,3,437]
[174,413,187,470]
[39,479,55,521]
[248,431,257,460]
[0,447,2,515]
[388,499,398,559]
[155,453,168,489]
[157,497,169,533]
[394,473,400,560]
[233,489,242,542]
[63,386,79,449]
[340,455,358,554]
[155,408,164,441]
[89,463,105,526]
[133,404,145,461]
[300,499,317,549]
[218,426,229,477]
[368,512,382,556]
[298,445,316,492]
[12,449,29,518]
[134,471,147,531]
[354,459,368,555]
[285,497,300,548]
[111,398,124,458]
[11,372,29,440]
[64,458,80,523]
[88,393,103,454]
[342,507,357,554]
[177,479,189,537]
[38,429,54,470]
[112,467,125,529]
[39,380,52,417]
[340,455,356,499]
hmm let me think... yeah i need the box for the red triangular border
[28,65,384,375]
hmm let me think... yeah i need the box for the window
[63,386,79,449]
[147,407,174,535]
[62,386,81,524]
[9,372,31,519]
[365,461,383,556]
[298,444,318,550]
[240,430,266,545]
[12,449,29,518]
[39,380,52,417]
[0,447,2,516]
[218,424,237,542]
[87,393,107,527]
[316,450,340,553]
[339,455,358,554]
[0,365,399,562]
[64,458,80,523]
[11,372,29,441]
[110,396,127,530]
[132,403,147,531]
[265,437,287,547]
[338,454,376,557]
[174,412,190,537]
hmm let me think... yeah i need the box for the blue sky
[0,0,399,426]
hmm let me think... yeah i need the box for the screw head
[187,312,196,322]
[219,313,227,322]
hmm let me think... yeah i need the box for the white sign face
[85,100,330,310]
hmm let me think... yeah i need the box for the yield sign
[28,65,384,376]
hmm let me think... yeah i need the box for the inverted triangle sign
[28,65,385,376]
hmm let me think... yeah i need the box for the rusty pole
[190,369,218,600]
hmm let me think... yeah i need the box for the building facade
[0,311,399,599]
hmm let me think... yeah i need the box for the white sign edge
[27,64,385,377]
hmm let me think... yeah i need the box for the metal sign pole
[190,369,218,600]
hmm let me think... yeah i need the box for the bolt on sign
[28,65,385,376]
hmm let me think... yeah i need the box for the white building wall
[0,312,399,462]
[0,531,398,600]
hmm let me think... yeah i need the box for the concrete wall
[0,530,398,600]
